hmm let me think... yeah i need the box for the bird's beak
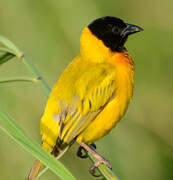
[121,23,143,37]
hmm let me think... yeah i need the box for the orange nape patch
[108,50,134,71]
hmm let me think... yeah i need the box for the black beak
[121,23,143,37]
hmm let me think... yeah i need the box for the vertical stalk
[20,54,51,96]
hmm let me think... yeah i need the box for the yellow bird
[28,16,143,179]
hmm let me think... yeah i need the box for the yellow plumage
[40,27,134,152]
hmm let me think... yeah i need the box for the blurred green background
[0,0,173,180]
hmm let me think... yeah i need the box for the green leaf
[0,52,15,65]
[0,112,76,180]
[0,36,22,57]
[0,77,36,83]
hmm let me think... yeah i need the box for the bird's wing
[54,63,117,144]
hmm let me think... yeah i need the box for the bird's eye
[112,26,118,33]
[112,26,119,32]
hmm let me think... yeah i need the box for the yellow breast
[76,51,134,144]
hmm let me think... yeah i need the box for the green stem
[0,47,14,54]
[0,77,37,84]
[20,55,51,96]
[88,153,119,180]
[0,36,51,95]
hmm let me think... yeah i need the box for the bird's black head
[88,16,143,52]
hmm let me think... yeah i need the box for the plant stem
[88,153,119,180]
[0,36,51,95]
[0,47,14,54]
[0,77,36,84]
[19,54,51,96]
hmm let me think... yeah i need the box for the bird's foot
[76,146,88,159]
[76,143,96,159]
[76,141,112,178]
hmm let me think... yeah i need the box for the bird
[27,16,143,180]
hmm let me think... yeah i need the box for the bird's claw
[76,146,88,159]
[89,164,101,177]
[89,158,112,177]
[90,143,97,151]
[76,141,112,179]
[77,144,97,159]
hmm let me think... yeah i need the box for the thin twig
[0,77,36,84]
[19,54,51,96]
